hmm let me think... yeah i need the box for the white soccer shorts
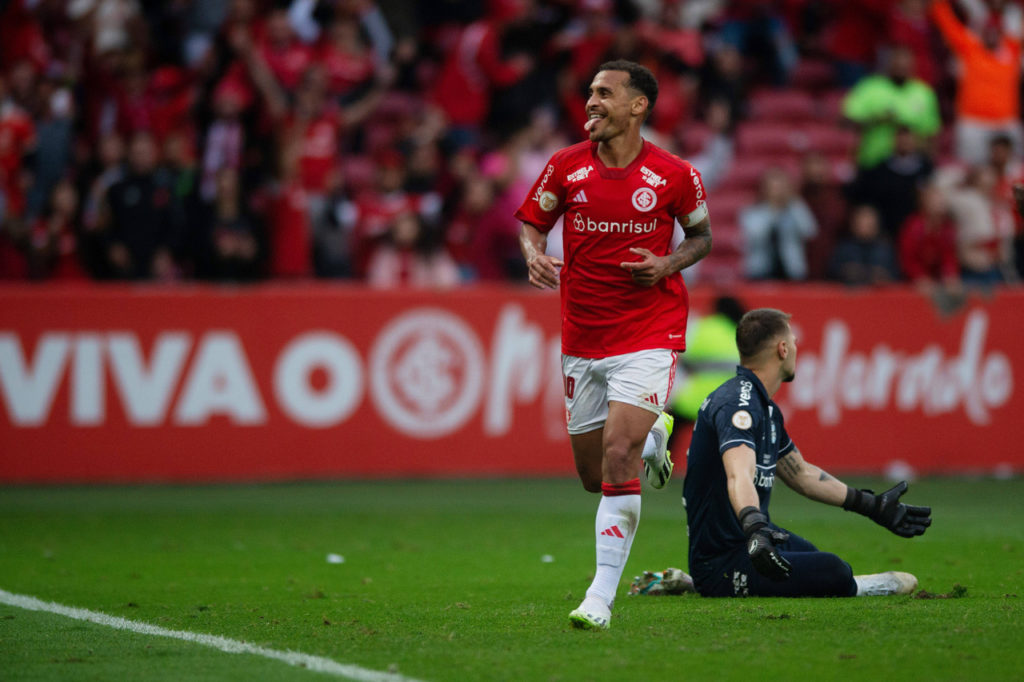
[561,348,677,435]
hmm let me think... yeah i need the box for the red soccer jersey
[515,140,708,358]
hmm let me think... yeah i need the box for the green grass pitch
[1,477,1022,681]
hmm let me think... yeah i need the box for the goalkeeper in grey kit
[634,308,932,598]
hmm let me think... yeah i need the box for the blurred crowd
[0,0,1022,293]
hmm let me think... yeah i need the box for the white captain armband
[679,200,709,227]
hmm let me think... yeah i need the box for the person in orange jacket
[931,0,1023,164]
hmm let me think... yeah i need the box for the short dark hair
[596,59,658,119]
[736,308,792,360]
[713,295,746,326]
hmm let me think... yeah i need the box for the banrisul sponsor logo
[572,213,657,234]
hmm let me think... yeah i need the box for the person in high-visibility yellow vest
[670,295,746,423]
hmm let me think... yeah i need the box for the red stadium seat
[720,157,776,189]
[802,125,858,156]
[709,220,743,251]
[790,58,836,91]
[736,123,799,155]
[718,153,799,192]
[679,123,713,155]
[749,89,818,122]
[711,189,757,222]
[819,89,848,122]
[737,121,856,158]
[696,250,745,285]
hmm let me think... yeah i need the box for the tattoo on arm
[671,220,712,271]
[818,470,835,482]
[778,455,801,479]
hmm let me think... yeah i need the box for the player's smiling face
[585,70,645,142]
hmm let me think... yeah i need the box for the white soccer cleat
[629,567,695,596]
[854,571,918,596]
[642,411,675,489]
[569,596,611,630]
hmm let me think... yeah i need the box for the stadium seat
[718,153,801,192]
[736,121,856,159]
[711,190,757,223]
[790,58,836,91]
[802,125,858,156]
[719,157,782,190]
[749,89,818,122]
[819,89,849,122]
[709,220,743,251]
[736,123,800,155]
[696,250,745,285]
[679,123,713,156]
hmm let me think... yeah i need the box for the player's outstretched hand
[738,507,792,581]
[620,248,670,287]
[843,481,932,538]
[526,254,564,290]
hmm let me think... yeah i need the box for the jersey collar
[590,139,651,180]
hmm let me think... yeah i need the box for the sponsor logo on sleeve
[732,410,752,430]
[689,165,704,202]
[538,191,558,212]
[739,380,752,406]
[532,164,555,203]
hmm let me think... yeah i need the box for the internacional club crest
[370,309,485,438]
[631,187,657,212]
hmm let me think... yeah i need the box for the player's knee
[821,553,855,594]
[828,554,853,579]
[602,438,636,471]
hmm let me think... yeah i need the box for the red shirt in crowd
[348,190,441,276]
[257,36,313,92]
[0,101,36,217]
[430,20,528,127]
[318,42,375,96]
[269,182,313,277]
[515,140,708,358]
[30,217,88,280]
[898,214,960,282]
[287,109,344,193]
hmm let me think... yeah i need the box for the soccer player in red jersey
[515,60,712,629]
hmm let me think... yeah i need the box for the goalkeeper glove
[843,481,931,538]
[738,506,792,581]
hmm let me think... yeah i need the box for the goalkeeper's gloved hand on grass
[843,481,931,538]
[739,506,792,581]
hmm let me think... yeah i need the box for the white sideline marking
[0,588,423,682]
